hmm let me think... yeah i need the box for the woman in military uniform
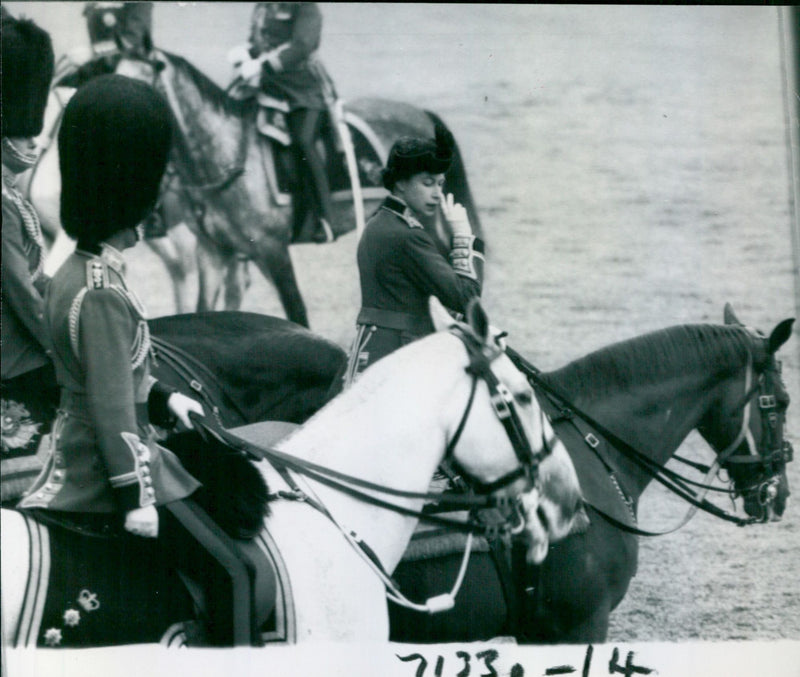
[342,125,485,386]
[1,11,59,504]
[18,75,203,539]
[232,2,335,242]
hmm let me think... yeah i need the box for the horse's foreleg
[222,256,251,311]
[252,244,309,327]
[195,240,228,312]
[145,232,194,314]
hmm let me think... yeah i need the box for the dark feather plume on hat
[434,123,455,162]
[1,11,55,138]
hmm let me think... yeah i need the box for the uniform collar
[100,243,127,276]
[381,195,423,229]
[76,242,127,277]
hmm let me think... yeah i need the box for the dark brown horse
[388,305,794,643]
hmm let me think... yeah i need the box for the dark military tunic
[19,245,200,513]
[248,2,330,111]
[1,176,50,380]
[344,195,484,384]
[1,173,58,502]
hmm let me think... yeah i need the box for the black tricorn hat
[1,11,55,138]
[382,123,455,190]
[59,75,172,247]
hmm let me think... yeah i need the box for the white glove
[167,392,205,429]
[125,505,159,538]
[227,44,251,66]
[238,57,264,81]
[441,193,472,238]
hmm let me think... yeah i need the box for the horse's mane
[163,50,253,118]
[541,324,754,400]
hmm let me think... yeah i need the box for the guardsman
[1,10,58,504]
[230,2,336,243]
[19,76,259,646]
[343,125,485,386]
[18,75,202,524]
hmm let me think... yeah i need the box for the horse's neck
[573,373,723,499]
[277,337,459,571]
[161,56,246,175]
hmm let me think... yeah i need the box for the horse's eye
[516,391,533,406]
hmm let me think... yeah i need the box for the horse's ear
[724,303,743,326]
[465,298,489,344]
[429,296,457,332]
[768,318,794,354]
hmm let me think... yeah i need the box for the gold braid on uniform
[67,285,152,370]
[114,284,152,370]
[1,175,45,281]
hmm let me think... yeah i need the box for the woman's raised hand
[441,193,472,237]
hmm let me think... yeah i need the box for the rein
[188,408,522,538]
[185,326,543,539]
[151,335,250,426]
[505,346,765,533]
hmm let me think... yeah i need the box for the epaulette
[403,211,425,230]
[381,196,424,230]
[85,259,110,289]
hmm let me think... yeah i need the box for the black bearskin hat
[382,123,455,190]
[1,11,55,138]
[59,75,172,246]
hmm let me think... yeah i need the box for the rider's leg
[161,499,257,646]
[287,107,334,241]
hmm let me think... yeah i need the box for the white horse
[1,298,584,645]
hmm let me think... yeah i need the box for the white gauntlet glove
[441,193,472,238]
[125,505,159,538]
[167,392,205,430]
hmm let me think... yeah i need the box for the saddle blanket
[10,511,296,648]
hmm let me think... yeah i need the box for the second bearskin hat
[1,11,55,138]
[59,74,172,246]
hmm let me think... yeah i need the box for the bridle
[444,324,548,496]
[712,348,792,521]
[506,334,792,534]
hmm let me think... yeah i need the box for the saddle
[229,81,386,243]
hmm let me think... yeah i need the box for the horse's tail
[424,110,484,242]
